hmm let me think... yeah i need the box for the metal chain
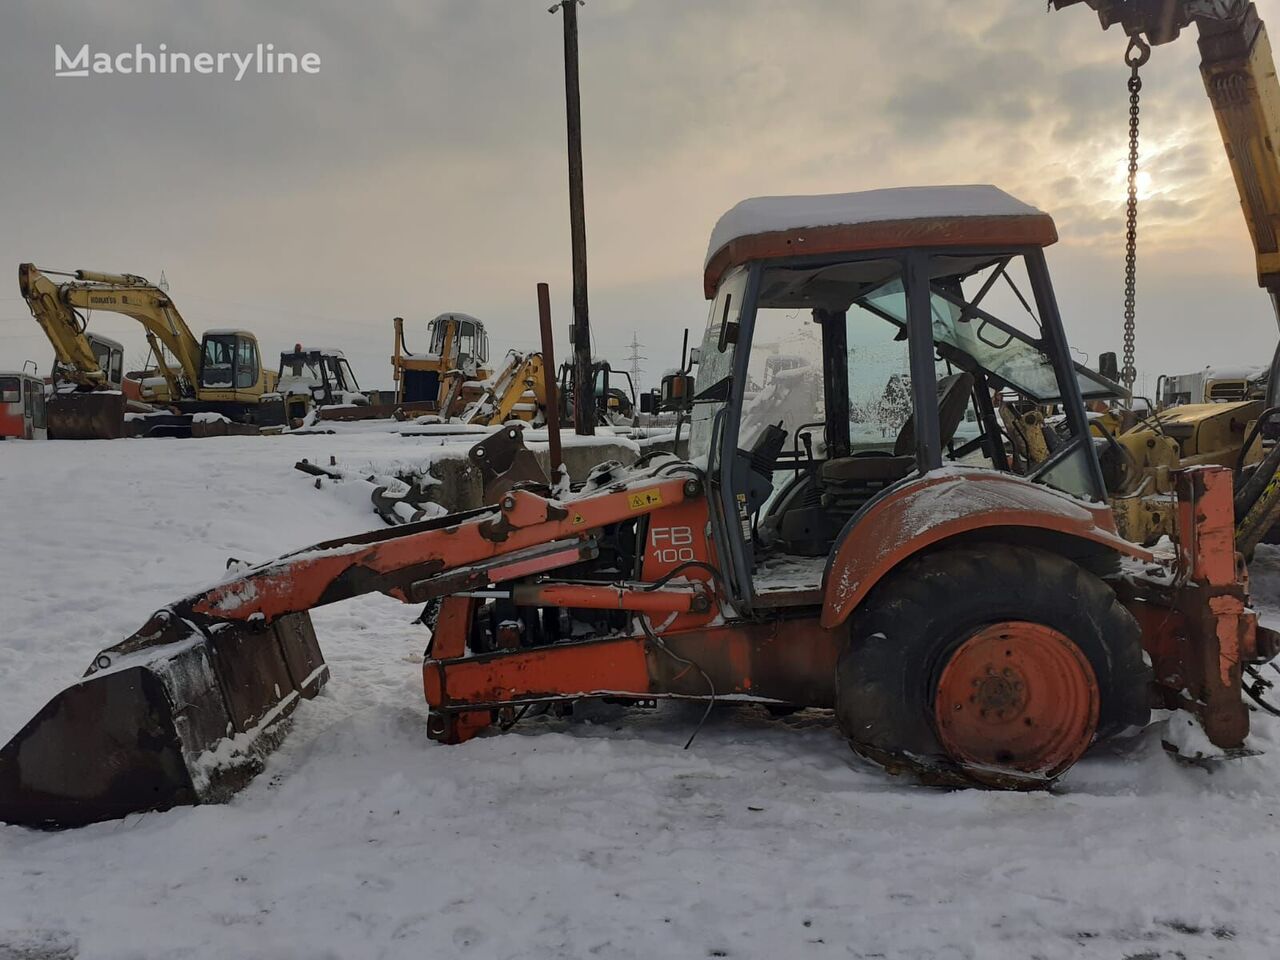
[1121,36,1150,403]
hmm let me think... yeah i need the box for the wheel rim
[933,621,1099,782]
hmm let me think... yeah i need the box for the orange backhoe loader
[3,186,1276,828]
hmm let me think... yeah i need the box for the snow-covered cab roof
[703,185,1057,299]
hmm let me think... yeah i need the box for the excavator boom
[19,264,110,388]
[19,264,130,439]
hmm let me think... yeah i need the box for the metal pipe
[74,269,146,285]
[510,581,707,613]
[537,282,564,486]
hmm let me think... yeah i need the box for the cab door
[233,336,263,402]
[26,377,47,440]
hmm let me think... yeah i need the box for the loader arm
[181,472,696,626]
[18,263,111,388]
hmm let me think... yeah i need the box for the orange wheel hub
[933,621,1099,781]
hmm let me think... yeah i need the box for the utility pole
[553,0,594,436]
[626,332,646,395]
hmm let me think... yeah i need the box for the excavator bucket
[0,609,326,828]
[46,391,126,440]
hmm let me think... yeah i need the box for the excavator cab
[427,313,488,375]
[83,333,124,390]
[557,360,637,426]
[198,331,264,397]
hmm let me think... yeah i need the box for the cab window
[201,337,236,388]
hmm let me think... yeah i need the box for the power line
[626,331,646,395]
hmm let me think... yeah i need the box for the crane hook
[1125,35,1152,68]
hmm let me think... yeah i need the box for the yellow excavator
[20,264,280,438]
[1054,0,1280,555]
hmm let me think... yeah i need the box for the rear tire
[835,544,1149,787]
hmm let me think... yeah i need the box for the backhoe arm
[469,352,547,425]
[18,263,109,388]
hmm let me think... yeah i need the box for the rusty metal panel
[46,392,125,440]
[429,635,652,708]
[426,617,841,714]
[207,621,302,734]
[468,424,548,504]
[275,612,329,697]
[821,471,1151,629]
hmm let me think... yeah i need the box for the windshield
[712,252,1104,503]
[280,355,323,382]
[201,336,236,388]
[861,273,1115,403]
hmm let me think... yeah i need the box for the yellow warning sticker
[570,512,587,525]
[628,488,664,510]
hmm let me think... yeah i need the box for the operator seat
[773,372,975,555]
[820,371,975,486]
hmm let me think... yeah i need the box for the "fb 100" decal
[650,525,695,564]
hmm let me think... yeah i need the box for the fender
[819,469,1151,629]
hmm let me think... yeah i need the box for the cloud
[2,0,1277,387]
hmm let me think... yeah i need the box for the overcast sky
[2,0,1277,396]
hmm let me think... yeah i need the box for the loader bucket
[0,610,327,828]
[46,391,126,440]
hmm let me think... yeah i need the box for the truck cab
[0,370,48,440]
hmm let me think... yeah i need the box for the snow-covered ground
[4,434,1280,959]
